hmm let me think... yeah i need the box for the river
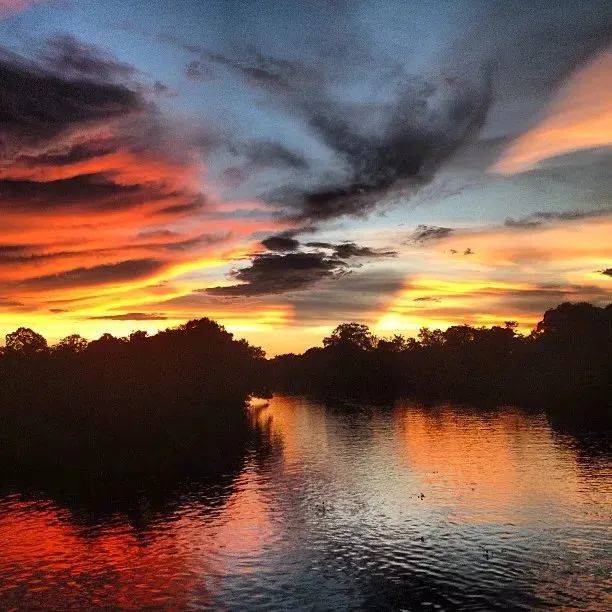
[0,395,610,609]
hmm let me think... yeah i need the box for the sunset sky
[0,0,610,355]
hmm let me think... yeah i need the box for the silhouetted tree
[53,334,88,354]
[5,327,48,356]
[323,323,377,351]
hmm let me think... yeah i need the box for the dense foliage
[0,318,267,476]
[271,302,612,419]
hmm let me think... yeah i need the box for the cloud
[491,50,612,175]
[237,140,308,171]
[287,268,407,326]
[0,173,150,211]
[0,297,24,308]
[410,225,454,243]
[155,196,206,216]
[174,43,492,221]
[220,139,309,188]
[205,235,397,297]
[38,34,137,82]
[261,231,301,252]
[505,207,612,229]
[158,232,229,251]
[0,37,233,311]
[0,49,142,151]
[205,252,348,296]
[87,312,168,321]
[0,230,226,270]
[17,259,164,290]
[305,242,397,258]
[185,59,215,82]
[602,268,612,277]
[503,217,542,230]
[377,278,612,335]
[160,2,612,225]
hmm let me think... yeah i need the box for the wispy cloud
[491,50,612,175]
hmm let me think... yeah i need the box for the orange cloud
[376,216,612,336]
[0,49,291,345]
[491,49,612,174]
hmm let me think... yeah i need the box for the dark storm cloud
[0,47,142,149]
[505,207,612,229]
[410,225,454,243]
[205,252,348,296]
[255,64,491,220]
[205,232,398,296]
[38,34,137,82]
[87,312,168,321]
[17,259,163,290]
[259,223,319,252]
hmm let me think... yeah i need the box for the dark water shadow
[0,402,279,530]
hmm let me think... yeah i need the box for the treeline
[270,302,612,419]
[0,318,267,477]
[0,302,609,478]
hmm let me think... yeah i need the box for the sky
[0,0,610,355]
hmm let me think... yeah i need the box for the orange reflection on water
[251,395,332,465]
[394,404,594,524]
[0,473,277,608]
[0,500,203,609]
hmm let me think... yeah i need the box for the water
[0,396,610,610]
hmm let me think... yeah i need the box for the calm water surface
[0,396,610,610]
